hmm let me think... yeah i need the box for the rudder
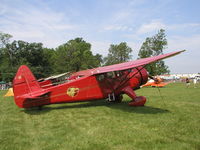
[13,65,48,108]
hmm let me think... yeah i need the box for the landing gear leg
[107,93,123,103]
[122,86,146,106]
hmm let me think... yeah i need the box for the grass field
[0,83,200,150]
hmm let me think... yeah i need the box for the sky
[0,0,200,74]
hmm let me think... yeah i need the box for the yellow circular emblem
[67,87,79,97]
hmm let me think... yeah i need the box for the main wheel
[128,96,146,106]
[114,94,123,103]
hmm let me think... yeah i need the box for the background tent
[4,88,14,97]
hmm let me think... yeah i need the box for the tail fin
[13,65,49,108]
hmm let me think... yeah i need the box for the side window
[97,74,105,81]
[115,71,122,77]
[107,72,116,78]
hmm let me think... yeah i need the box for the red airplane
[13,50,184,109]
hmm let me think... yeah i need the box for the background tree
[0,34,103,81]
[138,29,169,75]
[55,38,102,73]
[103,42,132,65]
[0,38,56,81]
[0,32,13,81]
[0,32,12,48]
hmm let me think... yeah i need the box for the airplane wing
[90,50,185,75]
[72,50,184,77]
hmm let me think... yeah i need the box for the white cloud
[0,3,6,15]
[8,30,45,39]
[0,1,78,48]
[137,20,200,35]
[168,35,200,52]
[112,11,131,22]
[104,25,133,31]
[165,35,200,73]
[137,20,166,34]
[90,41,110,56]
[167,23,200,30]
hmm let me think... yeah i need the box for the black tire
[114,94,123,103]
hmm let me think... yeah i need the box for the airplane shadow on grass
[22,99,170,115]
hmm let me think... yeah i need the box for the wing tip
[173,49,186,56]
[178,49,186,53]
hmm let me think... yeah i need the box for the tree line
[0,29,169,82]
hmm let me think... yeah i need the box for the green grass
[0,83,200,150]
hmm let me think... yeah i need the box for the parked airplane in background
[142,76,172,88]
[13,50,184,109]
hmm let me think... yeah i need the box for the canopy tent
[0,81,6,84]
[4,88,14,97]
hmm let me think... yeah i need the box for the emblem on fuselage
[67,87,79,97]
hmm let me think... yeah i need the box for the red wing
[72,50,184,77]
[91,50,185,75]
